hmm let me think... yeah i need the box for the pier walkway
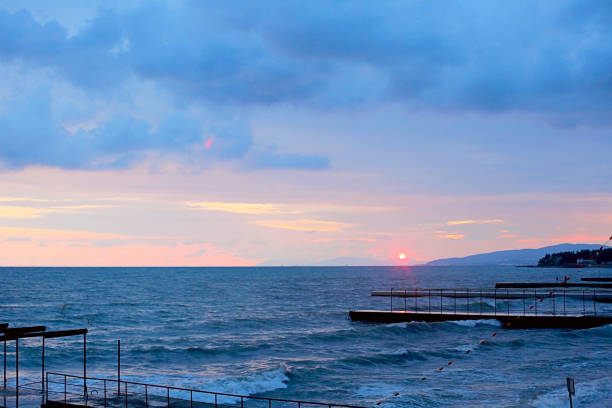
[1,324,366,408]
[350,288,612,329]
[38,373,366,408]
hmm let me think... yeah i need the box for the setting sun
[398,253,407,260]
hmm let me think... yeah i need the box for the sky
[0,0,610,266]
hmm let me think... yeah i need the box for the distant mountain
[427,244,603,266]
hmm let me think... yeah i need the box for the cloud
[0,206,55,218]
[0,238,262,266]
[53,205,114,210]
[244,146,330,170]
[185,248,207,258]
[0,203,114,218]
[5,236,31,242]
[0,86,330,171]
[0,88,207,169]
[446,219,504,225]
[518,234,608,245]
[0,0,610,172]
[1,1,611,120]
[437,233,465,240]
[0,197,61,203]
[0,226,183,243]
[0,226,126,241]
[255,219,355,232]
[186,201,301,215]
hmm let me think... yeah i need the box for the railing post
[593,290,597,316]
[523,289,525,316]
[190,390,193,408]
[84,333,87,405]
[167,387,170,408]
[390,288,393,312]
[415,288,418,312]
[42,336,45,395]
[440,289,443,314]
[117,340,121,396]
[479,289,483,315]
[467,288,470,314]
[454,290,456,314]
[241,396,244,408]
[564,290,566,315]
[404,290,407,312]
[215,393,218,408]
[15,338,18,398]
[104,379,107,408]
[534,289,537,316]
[45,372,49,403]
[125,382,128,408]
[145,385,148,408]
[552,290,556,317]
[582,290,585,315]
[494,288,497,316]
[507,289,510,315]
[64,375,67,405]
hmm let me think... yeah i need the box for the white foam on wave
[125,366,290,404]
[385,322,407,328]
[447,319,502,328]
[450,343,479,352]
[532,377,612,408]
[385,321,430,328]
[355,382,402,399]
[205,365,290,397]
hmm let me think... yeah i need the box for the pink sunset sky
[0,1,610,266]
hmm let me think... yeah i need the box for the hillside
[427,244,602,266]
[538,247,612,266]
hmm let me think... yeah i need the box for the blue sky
[0,0,610,265]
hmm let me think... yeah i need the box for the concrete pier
[582,277,612,282]
[495,282,612,288]
[348,310,612,329]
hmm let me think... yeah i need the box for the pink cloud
[0,227,261,266]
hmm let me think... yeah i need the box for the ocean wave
[532,377,612,408]
[338,349,428,367]
[384,321,432,329]
[205,366,290,398]
[445,319,503,328]
[128,342,272,357]
[355,382,403,399]
[124,366,290,403]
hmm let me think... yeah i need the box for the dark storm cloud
[2,1,610,111]
[0,0,610,170]
[0,88,330,170]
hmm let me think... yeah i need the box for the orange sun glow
[398,253,407,260]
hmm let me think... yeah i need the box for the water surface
[1,266,610,407]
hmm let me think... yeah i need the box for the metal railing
[378,288,612,317]
[45,373,367,408]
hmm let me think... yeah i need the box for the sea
[1,266,611,408]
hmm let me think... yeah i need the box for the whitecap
[121,366,290,404]
[447,319,502,328]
